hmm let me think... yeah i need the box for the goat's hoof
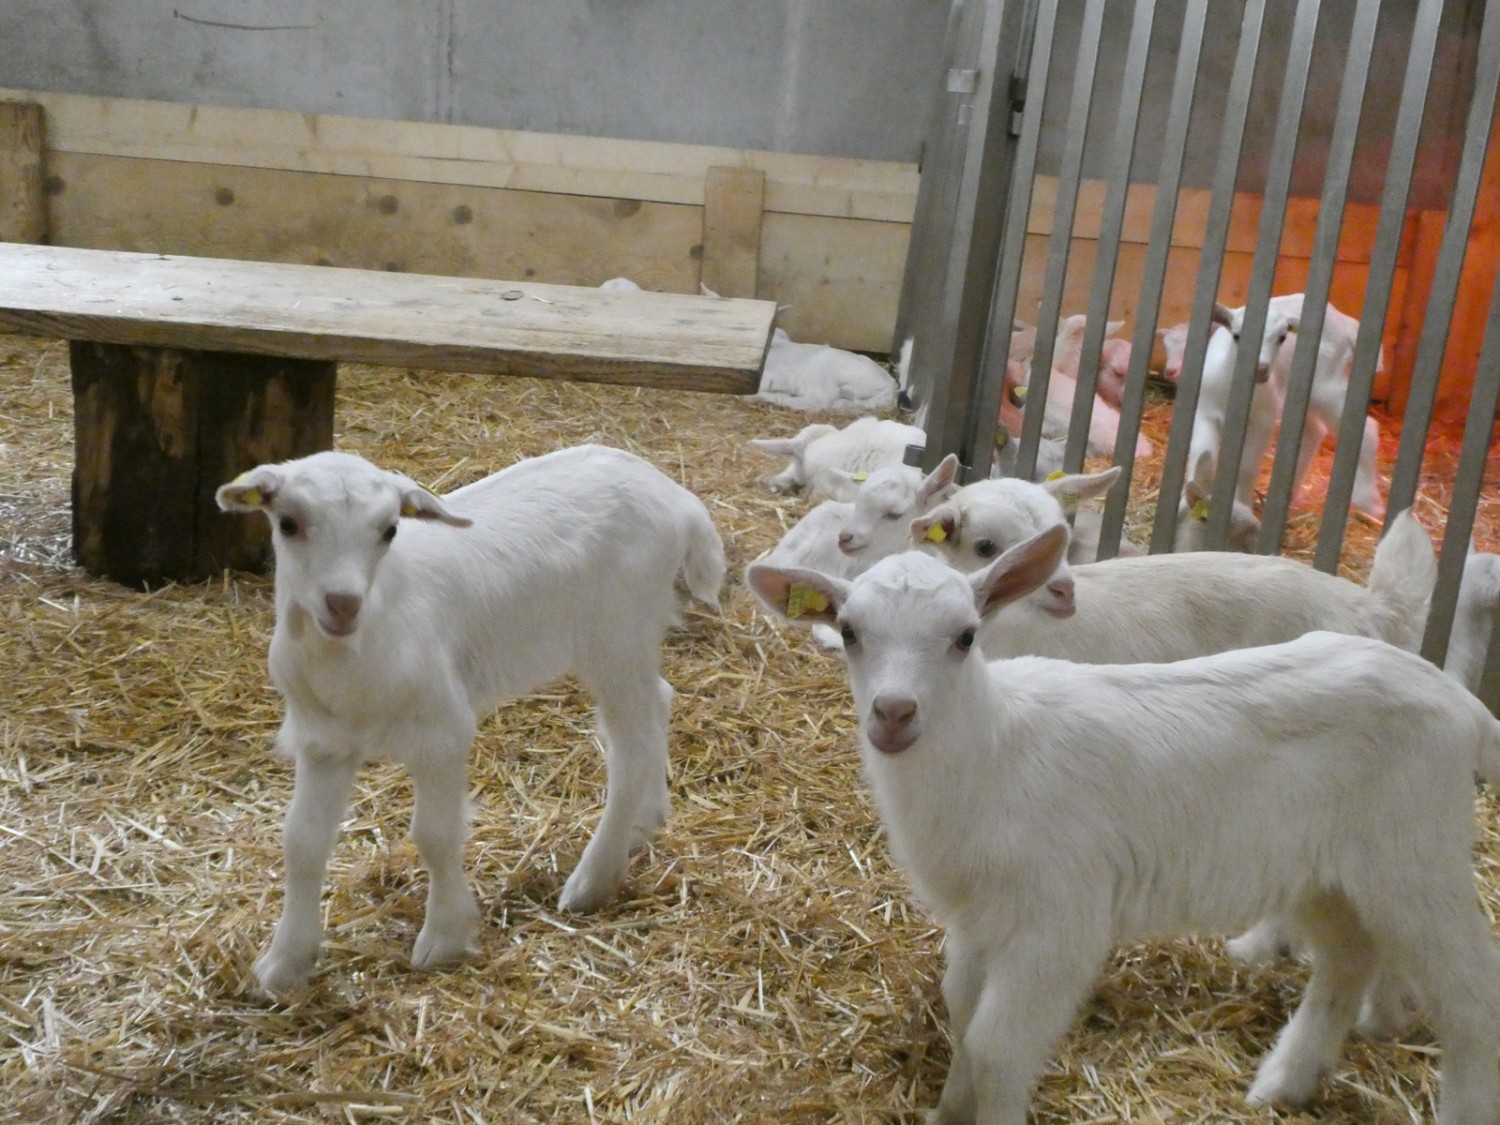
[1247,1062,1320,1110]
[411,928,477,971]
[559,866,622,914]
[254,947,318,994]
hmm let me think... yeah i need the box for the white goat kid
[914,473,1435,663]
[748,532,1500,1125]
[748,416,925,500]
[218,446,725,992]
[834,454,960,571]
[752,327,899,414]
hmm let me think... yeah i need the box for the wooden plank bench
[0,242,776,586]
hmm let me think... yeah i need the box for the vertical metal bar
[1257,0,1381,552]
[889,0,976,405]
[1386,2,1500,521]
[1314,0,1446,572]
[1063,0,1156,492]
[1149,0,1265,554]
[966,0,1057,480]
[1204,0,1320,550]
[1099,0,1208,560]
[1017,0,1106,474]
[1421,257,1500,666]
[914,0,1037,474]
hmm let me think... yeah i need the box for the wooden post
[0,100,46,244]
[700,166,765,299]
[70,342,335,586]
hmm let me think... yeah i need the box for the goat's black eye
[956,628,977,653]
[278,516,299,537]
[840,624,858,647]
[381,524,398,544]
[883,510,902,521]
[1231,331,1241,342]
[975,539,998,559]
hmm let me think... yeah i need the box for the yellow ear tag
[994,428,1009,449]
[400,500,421,518]
[786,583,829,620]
[851,472,869,483]
[241,486,263,507]
[1046,470,1067,482]
[1190,500,1210,521]
[925,523,948,544]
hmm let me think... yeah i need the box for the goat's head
[748,526,1068,755]
[217,451,471,639]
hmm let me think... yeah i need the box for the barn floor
[1,329,1497,1124]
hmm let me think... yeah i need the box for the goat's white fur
[914,473,1435,663]
[217,446,724,992]
[1447,547,1500,695]
[748,416,925,500]
[752,327,898,414]
[748,536,1500,1125]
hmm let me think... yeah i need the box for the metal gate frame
[894,0,1500,708]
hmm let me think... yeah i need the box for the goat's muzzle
[867,693,920,754]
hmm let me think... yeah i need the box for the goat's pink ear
[400,486,472,527]
[748,437,799,457]
[911,505,959,547]
[972,523,1068,618]
[217,466,281,513]
[746,563,846,627]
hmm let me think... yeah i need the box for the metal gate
[895,0,1500,707]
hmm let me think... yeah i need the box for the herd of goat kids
[212,288,1500,1125]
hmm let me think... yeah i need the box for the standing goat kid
[748,532,1500,1125]
[218,446,724,992]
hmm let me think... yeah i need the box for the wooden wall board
[757,211,909,353]
[1,86,918,223]
[45,153,707,293]
[0,100,45,244]
[700,166,765,300]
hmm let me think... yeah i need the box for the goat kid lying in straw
[748,527,1500,1125]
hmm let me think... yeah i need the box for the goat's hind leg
[1248,891,1374,1109]
[560,662,673,913]
[408,746,482,970]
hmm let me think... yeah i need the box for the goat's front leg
[936,934,1101,1125]
[255,752,360,993]
[408,748,481,970]
[929,932,986,1125]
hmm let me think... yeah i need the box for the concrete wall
[0,0,951,162]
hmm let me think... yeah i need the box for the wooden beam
[700,166,765,299]
[0,243,775,394]
[0,100,46,244]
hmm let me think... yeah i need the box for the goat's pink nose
[838,530,857,552]
[324,592,362,622]
[872,694,917,729]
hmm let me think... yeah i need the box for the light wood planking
[0,243,776,393]
[700,166,765,300]
[0,100,45,244]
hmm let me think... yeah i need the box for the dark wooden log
[70,342,334,585]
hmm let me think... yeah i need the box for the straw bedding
[1,330,1497,1124]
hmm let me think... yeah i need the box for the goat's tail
[681,501,727,608]
[1367,508,1438,652]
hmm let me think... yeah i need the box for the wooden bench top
[0,242,775,394]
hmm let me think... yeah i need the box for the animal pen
[1,1,1500,1123]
